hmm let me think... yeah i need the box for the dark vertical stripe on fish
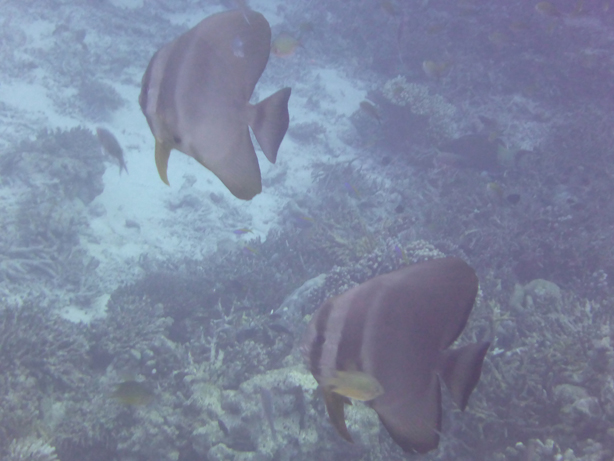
[335,292,370,372]
[309,299,335,377]
[139,54,154,112]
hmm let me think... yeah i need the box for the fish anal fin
[155,140,172,185]
[323,387,353,443]
[247,87,291,164]
[372,376,441,454]
[199,127,262,200]
[441,341,489,410]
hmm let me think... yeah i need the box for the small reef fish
[302,257,489,453]
[380,0,398,16]
[110,380,154,406]
[488,31,509,47]
[298,22,314,34]
[359,100,381,124]
[508,20,531,32]
[321,370,384,401]
[233,228,253,235]
[271,32,300,57]
[344,182,361,198]
[393,244,409,263]
[507,193,521,205]
[422,60,450,78]
[139,10,291,200]
[426,23,446,35]
[217,418,230,436]
[96,127,127,175]
[292,215,314,229]
[535,1,561,17]
[242,245,258,255]
[486,181,504,202]
[259,388,278,442]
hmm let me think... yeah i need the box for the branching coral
[382,75,458,140]
[0,300,89,448]
[4,437,59,461]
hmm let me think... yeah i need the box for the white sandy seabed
[0,0,369,321]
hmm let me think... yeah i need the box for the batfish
[96,127,128,175]
[139,10,291,200]
[302,257,489,453]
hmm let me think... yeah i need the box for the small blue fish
[344,182,361,198]
[242,246,258,255]
[233,228,253,235]
[394,245,409,264]
[293,215,314,229]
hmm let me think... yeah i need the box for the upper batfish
[96,127,128,175]
[302,257,489,453]
[139,10,291,200]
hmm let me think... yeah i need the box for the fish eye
[174,135,182,144]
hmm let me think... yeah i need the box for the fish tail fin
[120,160,128,175]
[441,341,489,410]
[247,87,291,164]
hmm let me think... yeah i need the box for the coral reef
[0,127,104,301]
[0,300,89,450]
[376,75,459,143]
[3,437,59,461]
[1,0,614,460]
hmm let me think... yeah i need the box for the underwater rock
[510,278,562,313]
[271,273,327,327]
[438,134,503,171]
[194,366,380,460]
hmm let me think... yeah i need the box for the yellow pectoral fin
[155,140,172,185]
[323,387,353,443]
[327,370,385,401]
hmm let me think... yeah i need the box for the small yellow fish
[111,381,154,406]
[233,227,253,235]
[535,1,561,17]
[272,32,300,57]
[381,0,398,16]
[422,60,450,78]
[323,370,384,401]
[426,23,446,35]
[488,31,509,47]
[571,0,586,16]
[486,182,503,200]
[457,0,478,14]
[299,22,314,34]
[508,21,530,32]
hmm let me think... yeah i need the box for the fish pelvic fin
[119,159,128,175]
[155,140,172,185]
[323,386,353,443]
[247,87,291,164]
[441,341,489,410]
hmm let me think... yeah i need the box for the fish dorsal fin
[247,87,291,163]
[441,341,490,410]
[372,374,442,454]
[323,387,353,443]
